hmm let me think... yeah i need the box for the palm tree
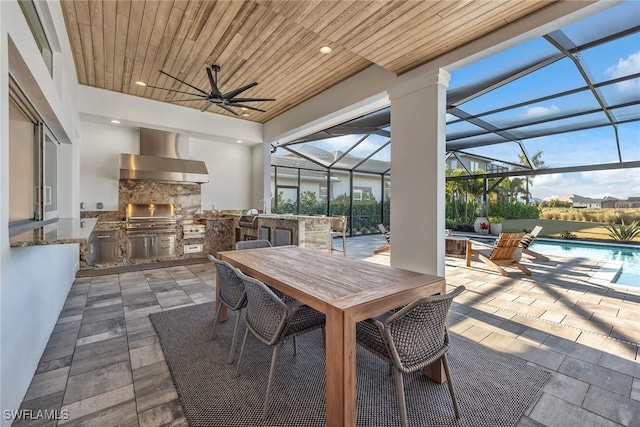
[518,150,546,204]
[507,177,525,204]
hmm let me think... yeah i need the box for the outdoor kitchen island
[232,213,333,252]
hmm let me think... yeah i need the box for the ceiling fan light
[135,81,147,86]
[240,107,249,111]
[320,46,332,54]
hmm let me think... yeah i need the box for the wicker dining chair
[356,286,466,427]
[235,239,272,250]
[207,255,247,364]
[234,268,326,421]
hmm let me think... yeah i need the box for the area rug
[151,303,550,427]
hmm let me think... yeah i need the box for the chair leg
[227,308,243,364]
[210,300,223,340]
[342,234,346,256]
[235,328,250,377]
[393,368,408,427]
[262,342,282,421]
[442,354,461,419]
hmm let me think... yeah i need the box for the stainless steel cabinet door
[155,235,176,258]
[127,236,148,259]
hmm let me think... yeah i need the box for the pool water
[529,240,640,286]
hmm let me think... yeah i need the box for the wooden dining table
[218,245,446,426]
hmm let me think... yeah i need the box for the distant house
[617,193,640,208]
[554,194,602,208]
[600,196,619,208]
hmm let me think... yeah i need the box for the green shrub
[488,216,504,224]
[561,231,577,239]
[489,203,540,220]
[603,220,640,241]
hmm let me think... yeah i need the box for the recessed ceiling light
[320,46,332,54]
[242,113,250,117]
[111,119,120,124]
[236,140,243,144]
[135,81,146,86]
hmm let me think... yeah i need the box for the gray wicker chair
[234,269,326,421]
[235,238,292,302]
[356,286,466,427]
[207,255,247,364]
[235,239,272,250]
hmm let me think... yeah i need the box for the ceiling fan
[146,64,275,116]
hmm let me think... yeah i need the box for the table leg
[325,307,357,426]
[215,268,228,321]
[422,360,445,383]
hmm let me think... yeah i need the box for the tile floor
[15,235,640,426]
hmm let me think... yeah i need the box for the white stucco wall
[0,0,80,422]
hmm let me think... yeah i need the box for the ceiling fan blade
[206,67,221,96]
[217,104,239,115]
[229,97,276,102]
[159,70,209,96]
[145,85,206,97]
[222,82,258,100]
[228,103,266,113]
[200,102,214,112]
[166,98,209,103]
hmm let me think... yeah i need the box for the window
[9,79,59,232]
[352,186,372,203]
[319,185,328,201]
[469,161,481,173]
[450,159,458,170]
[18,0,53,76]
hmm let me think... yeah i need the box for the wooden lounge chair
[520,226,549,261]
[466,232,532,276]
[374,224,391,254]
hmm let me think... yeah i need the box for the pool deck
[351,235,640,426]
[15,234,640,426]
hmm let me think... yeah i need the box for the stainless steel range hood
[119,128,209,184]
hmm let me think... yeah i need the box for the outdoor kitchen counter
[9,218,98,248]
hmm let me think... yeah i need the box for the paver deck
[15,235,640,426]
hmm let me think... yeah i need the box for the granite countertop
[10,218,98,248]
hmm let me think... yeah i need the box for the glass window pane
[463,142,524,171]
[460,57,588,115]
[580,32,640,84]
[353,172,381,232]
[598,78,640,106]
[522,126,620,168]
[9,98,36,222]
[448,37,559,91]
[561,2,640,47]
[618,121,640,161]
[271,146,326,171]
[299,169,328,215]
[480,90,601,129]
[330,171,350,230]
[509,111,611,140]
[286,135,369,167]
[355,144,390,174]
[333,134,389,170]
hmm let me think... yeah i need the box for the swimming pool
[529,240,640,286]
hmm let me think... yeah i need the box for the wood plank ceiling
[61,0,555,123]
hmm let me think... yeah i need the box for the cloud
[530,169,640,200]
[605,51,640,92]
[521,104,560,119]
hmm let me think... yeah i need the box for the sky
[447,1,640,202]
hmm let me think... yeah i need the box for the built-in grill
[125,203,178,260]
[125,203,178,234]
[239,215,259,229]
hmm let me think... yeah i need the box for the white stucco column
[389,68,450,276]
